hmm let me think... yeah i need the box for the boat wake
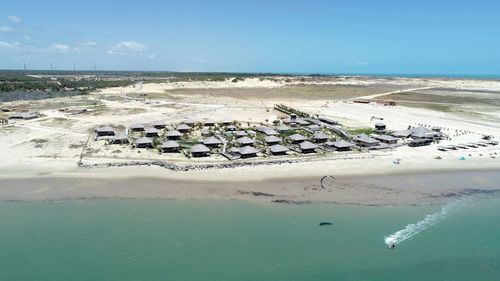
[384,199,468,247]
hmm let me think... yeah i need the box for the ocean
[1,198,499,281]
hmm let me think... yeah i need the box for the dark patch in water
[319,222,333,226]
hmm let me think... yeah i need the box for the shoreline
[1,168,498,206]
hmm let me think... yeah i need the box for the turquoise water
[0,198,499,281]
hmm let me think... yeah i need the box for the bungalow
[203,119,215,126]
[269,144,289,155]
[226,124,237,131]
[176,124,191,133]
[135,137,153,148]
[191,143,210,157]
[353,134,380,147]
[312,131,329,143]
[95,126,115,137]
[409,126,443,140]
[264,135,282,145]
[289,134,307,144]
[408,138,432,147]
[276,125,291,133]
[237,136,255,146]
[372,134,398,144]
[234,130,247,137]
[129,123,145,132]
[392,130,412,138]
[328,140,354,151]
[255,126,278,136]
[220,119,234,126]
[144,127,160,137]
[161,140,180,153]
[166,130,182,140]
[203,136,223,147]
[318,117,338,125]
[108,134,128,144]
[239,146,259,158]
[375,122,386,131]
[299,141,318,154]
[152,120,166,129]
[308,124,321,132]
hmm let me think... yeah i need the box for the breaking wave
[384,199,468,246]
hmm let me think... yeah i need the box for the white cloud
[348,62,369,66]
[0,26,15,32]
[8,15,21,22]
[0,41,19,49]
[24,35,31,40]
[197,58,210,63]
[108,41,147,55]
[148,54,157,59]
[51,43,71,52]
[49,41,98,53]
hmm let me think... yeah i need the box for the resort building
[372,134,398,144]
[327,140,354,151]
[129,123,145,132]
[374,122,386,131]
[239,146,259,158]
[203,136,223,147]
[312,131,329,143]
[191,144,210,157]
[276,125,291,133]
[144,127,160,137]
[264,135,282,145]
[152,120,166,129]
[269,144,289,155]
[108,134,128,144]
[353,134,380,147]
[161,140,180,153]
[237,136,255,146]
[256,126,278,136]
[95,126,115,137]
[135,137,153,148]
[289,133,307,144]
[408,139,432,147]
[166,130,182,140]
[299,141,318,153]
[226,125,237,131]
[176,124,191,133]
[234,130,248,137]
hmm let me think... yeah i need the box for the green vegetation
[346,127,374,135]
[0,71,135,102]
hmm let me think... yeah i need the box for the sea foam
[384,199,468,246]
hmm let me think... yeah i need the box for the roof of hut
[161,140,180,148]
[191,143,210,153]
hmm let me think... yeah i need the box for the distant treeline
[0,90,89,103]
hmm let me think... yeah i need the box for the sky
[0,0,499,75]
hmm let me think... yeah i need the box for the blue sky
[0,0,499,74]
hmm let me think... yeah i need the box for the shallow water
[0,198,499,281]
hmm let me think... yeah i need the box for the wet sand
[0,170,498,205]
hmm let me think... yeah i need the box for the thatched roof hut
[135,137,153,148]
[269,144,289,155]
[191,144,210,157]
[166,130,182,140]
[239,146,259,158]
[299,141,318,153]
[161,140,180,152]
[129,123,145,132]
[237,136,255,146]
[203,136,223,147]
[264,135,282,145]
[289,134,307,143]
